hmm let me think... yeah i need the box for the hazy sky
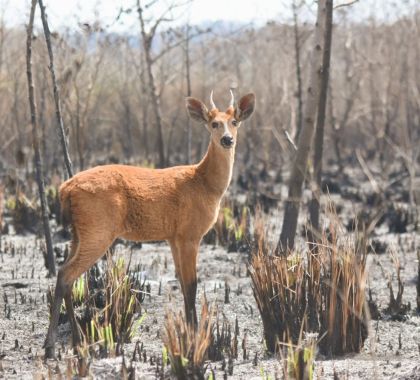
[1,0,418,32]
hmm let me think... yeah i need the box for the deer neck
[196,139,235,197]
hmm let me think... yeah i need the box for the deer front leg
[176,239,199,327]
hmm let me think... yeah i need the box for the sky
[1,0,418,32]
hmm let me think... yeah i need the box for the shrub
[162,298,214,379]
[250,224,369,356]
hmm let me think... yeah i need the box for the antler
[229,89,235,108]
[210,90,217,110]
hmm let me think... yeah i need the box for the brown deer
[44,91,255,358]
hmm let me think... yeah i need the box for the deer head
[186,91,256,149]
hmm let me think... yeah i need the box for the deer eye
[231,119,238,127]
[211,122,219,129]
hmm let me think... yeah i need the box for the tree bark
[26,0,56,276]
[308,0,334,241]
[38,0,74,178]
[277,0,328,253]
[38,65,48,172]
[292,0,304,140]
[185,24,192,164]
[75,90,84,170]
[136,0,166,168]
[139,52,150,159]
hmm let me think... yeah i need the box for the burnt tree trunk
[137,0,166,168]
[26,0,56,276]
[140,52,150,160]
[292,0,304,140]
[277,0,328,253]
[308,0,334,242]
[38,65,48,172]
[185,24,192,164]
[75,91,84,170]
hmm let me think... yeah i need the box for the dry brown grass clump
[49,254,146,358]
[78,256,146,356]
[317,231,368,355]
[250,225,368,356]
[250,249,308,352]
[162,299,214,380]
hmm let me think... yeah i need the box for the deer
[44,90,255,358]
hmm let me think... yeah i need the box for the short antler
[229,89,235,108]
[210,90,217,110]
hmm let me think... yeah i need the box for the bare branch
[151,29,209,64]
[334,0,359,10]
[146,0,192,39]
[38,0,74,178]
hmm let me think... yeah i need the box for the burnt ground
[0,168,419,379]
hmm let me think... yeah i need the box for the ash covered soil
[0,172,419,379]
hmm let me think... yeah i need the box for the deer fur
[44,91,255,358]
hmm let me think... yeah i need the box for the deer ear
[186,97,210,123]
[235,93,255,121]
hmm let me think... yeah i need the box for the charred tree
[139,52,150,160]
[278,0,328,253]
[292,0,304,140]
[136,0,166,168]
[38,0,74,178]
[185,24,192,164]
[308,0,334,241]
[26,0,56,276]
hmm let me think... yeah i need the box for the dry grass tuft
[49,253,146,358]
[78,255,146,357]
[250,218,369,356]
[162,298,214,380]
[317,230,368,355]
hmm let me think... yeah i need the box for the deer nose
[220,135,234,148]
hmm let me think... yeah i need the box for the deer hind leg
[169,241,181,280]
[64,289,81,348]
[63,231,82,348]
[44,265,71,359]
[44,229,114,358]
[175,239,199,327]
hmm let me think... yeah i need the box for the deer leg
[169,241,181,280]
[64,285,81,348]
[44,233,114,359]
[177,240,199,327]
[44,268,70,359]
[64,232,82,348]
[44,234,80,359]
